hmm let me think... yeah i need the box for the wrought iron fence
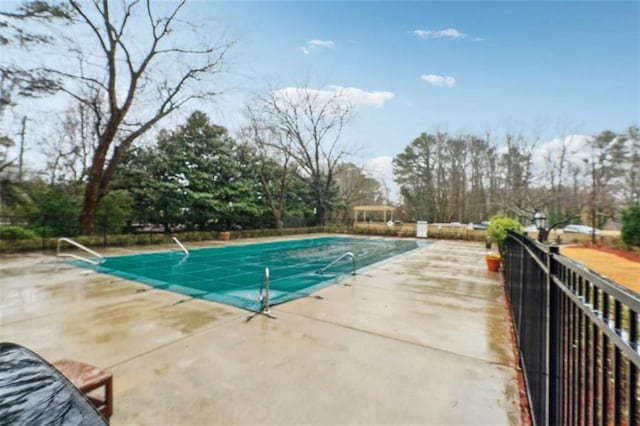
[504,230,639,425]
[0,213,355,252]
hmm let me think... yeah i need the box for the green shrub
[621,204,640,246]
[0,225,37,240]
[31,185,83,237]
[95,190,134,235]
[487,214,522,256]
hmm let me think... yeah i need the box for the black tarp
[0,342,106,426]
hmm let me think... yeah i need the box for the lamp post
[534,211,548,243]
[590,162,596,244]
[583,158,597,245]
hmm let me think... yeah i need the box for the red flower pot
[486,257,501,272]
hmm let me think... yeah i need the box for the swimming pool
[74,236,423,312]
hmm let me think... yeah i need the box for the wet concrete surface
[0,238,522,425]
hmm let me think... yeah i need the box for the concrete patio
[1,238,523,425]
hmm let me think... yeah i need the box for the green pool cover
[74,236,423,312]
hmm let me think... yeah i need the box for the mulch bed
[501,286,533,426]
[578,244,640,263]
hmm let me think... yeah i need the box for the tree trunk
[80,146,112,235]
[81,175,100,235]
[272,210,282,229]
[316,202,327,226]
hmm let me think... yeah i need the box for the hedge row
[0,223,496,254]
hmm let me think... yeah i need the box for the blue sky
[3,1,639,196]
[191,1,639,158]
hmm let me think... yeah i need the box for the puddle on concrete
[0,265,65,277]
[86,298,153,323]
[485,307,513,366]
[63,298,233,344]
[153,365,169,376]
[503,379,521,425]
[16,276,135,306]
[484,289,521,425]
[156,305,228,335]
[404,277,496,304]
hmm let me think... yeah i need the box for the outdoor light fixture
[534,211,548,243]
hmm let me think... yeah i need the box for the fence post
[548,245,560,425]
[41,214,46,250]
[102,214,107,247]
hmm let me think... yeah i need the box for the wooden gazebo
[353,205,394,223]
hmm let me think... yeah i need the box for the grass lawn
[561,245,640,294]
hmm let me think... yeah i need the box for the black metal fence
[504,230,639,425]
[0,213,361,252]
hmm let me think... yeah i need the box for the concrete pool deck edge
[1,237,525,425]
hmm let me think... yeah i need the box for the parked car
[473,221,491,230]
[563,224,601,235]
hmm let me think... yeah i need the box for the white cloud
[365,156,400,202]
[530,134,593,178]
[538,134,592,158]
[420,74,456,87]
[438,28,466,38]
[413,30,431,38]
[272,86,394,109]
[300,39,334,54]
[413,28,469,39]
[328,85,394,108]
[309,39,334,48]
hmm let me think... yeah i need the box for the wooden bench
[53,360,113,422]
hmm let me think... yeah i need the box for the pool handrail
[246,267,276,322]
[263,267,271,313]
[57,237,105,265]
[172,237,189,256]
[316,251,356,276]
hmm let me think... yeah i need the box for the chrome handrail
[316,251,356,276]
[57,237,105,265]
[246,267,276,322]
[263,267,271,313]
[172,237,189,256]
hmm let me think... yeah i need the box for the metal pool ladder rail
[172,237,189,256]
[57,238,105,265]
[246,267,276,322]
[316,252,356,276]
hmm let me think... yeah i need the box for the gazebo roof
[353,205,394,212]
[353,205,395,222]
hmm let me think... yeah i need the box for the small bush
[621,204,640,246]
[0,225,37,240]
[487,214,522,256]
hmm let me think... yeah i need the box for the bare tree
[625,125,640,204]
[249,86,352,225]
[41,100,98,184]
[446,136,468,222]
[499,132,538,211]
[333,162,384,222]
[543,134,569,221]
[37,0,231,233]
[0,1,72,118]
[586,130,629,224]
[467,135,492,221]
[393,133,437,221]
[239,115,296,228]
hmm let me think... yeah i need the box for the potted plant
[485,251,502,272]
[486,214,522,270]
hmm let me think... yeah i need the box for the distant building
[602,219,622,231]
